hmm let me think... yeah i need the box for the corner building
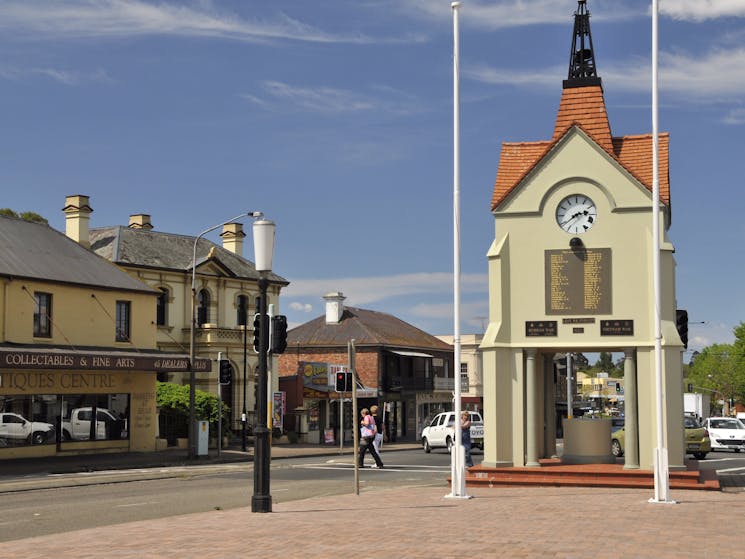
[0,215,209,459]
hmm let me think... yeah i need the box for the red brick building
[278,293,454,444]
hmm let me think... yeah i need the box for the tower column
[525,348,540,467]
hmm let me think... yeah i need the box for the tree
[688,324,745,413]
[156,382,230,435]
[0,208,48,224]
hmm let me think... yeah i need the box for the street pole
[242,302,248,452]
[251,216,275,513]
[252,276,271,512]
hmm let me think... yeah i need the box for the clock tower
[481,0,685,471]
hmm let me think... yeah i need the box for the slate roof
[89,226,288,285]
[287,306,453,351]
[0,216,156,293]
[491,84,671,212]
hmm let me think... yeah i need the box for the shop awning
[389,350,433,358]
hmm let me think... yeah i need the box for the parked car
[0,412,55,445]
[704,417,745,453]
[62,407,127,441]
[611,417,711,460]
[421,411,484,453]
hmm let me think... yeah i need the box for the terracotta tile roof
[491,85,670,211]
[552,86,613,150]
[287,306,453,351]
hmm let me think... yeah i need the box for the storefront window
[0,393,130,447]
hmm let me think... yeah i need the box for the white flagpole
[650,0,673,505]
[448,0,468,500]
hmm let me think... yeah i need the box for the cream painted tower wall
[481,128,684,470]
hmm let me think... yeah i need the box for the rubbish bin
[197,420,209,456]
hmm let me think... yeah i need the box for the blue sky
[1,0,743,358]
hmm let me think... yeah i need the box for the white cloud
[244,81,424,116]
[0,65,113,85]
[283,272,488,306]
[723,107,745,125]
[0,0,383,44]
[467,48,745,103]
[660,0,745,21]
[288,302,313,313]
[398,0,642,28]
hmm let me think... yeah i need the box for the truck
[684,392,710,421]
[0,412,55,445]
[62,407,127,441]
[420,411,484,453]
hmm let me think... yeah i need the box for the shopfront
[0,347,210,459]
[279,361,377,444]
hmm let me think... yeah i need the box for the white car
[0,412,55,445]
[421,411,484,453]
[704,417,745,453]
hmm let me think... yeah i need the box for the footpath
[1,443,744,558]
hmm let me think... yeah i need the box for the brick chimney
[128,214,153,230]
[220,222,245,256]
[62,194,93,248]
[324,292,346,324]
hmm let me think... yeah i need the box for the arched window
[156,288,168,326]
[197,289,210,326]
[237,295,248,326]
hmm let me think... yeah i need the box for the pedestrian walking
[371,405,384,455]
[461,411,474,467]
[358,408,384,469]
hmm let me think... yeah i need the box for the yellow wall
[1,278,157,349]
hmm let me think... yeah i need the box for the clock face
[556,194,597,234]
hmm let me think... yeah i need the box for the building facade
[0,215,209,459]
[277,293,454,443]
[436,334,484,411]
[63,195,288,437]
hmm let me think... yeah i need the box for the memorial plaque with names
[526,321,558,337]
[545,248,612,315]
[600,319,634,336]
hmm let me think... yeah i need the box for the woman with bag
[358,408,384,469]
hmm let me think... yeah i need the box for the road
[0,448,475,542]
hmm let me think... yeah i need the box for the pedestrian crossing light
[219,359,233,385]
[676,309,689,349]
[271,315,288,354]
[335,371,352,392]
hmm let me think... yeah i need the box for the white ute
[421,411,484,453]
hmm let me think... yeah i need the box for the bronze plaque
[545,248,611,315]
[526,321,558,337]
[600,320,634,336]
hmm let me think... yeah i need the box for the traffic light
[219,359,233,385]
[271,315,288,354]
[676,309,689,349]
[335,371,352,392]
[254,313,269,353]
[615,383,621,393]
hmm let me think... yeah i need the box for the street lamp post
[188,211,263,460]
[251,217,275,513]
